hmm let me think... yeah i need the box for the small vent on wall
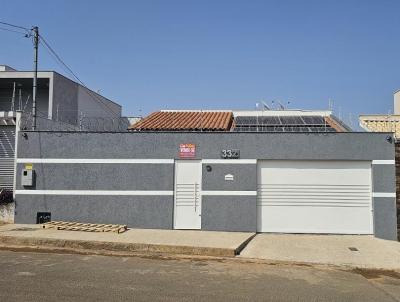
[225,174,234,181]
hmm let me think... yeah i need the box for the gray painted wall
[77,86,121,118]
[17,132,394,159]
[16,163,173,191]
[15,195,173,229]
[373,197,398,240]
[51,72,122,125]
[15,131,397,239]
[372,164,396,193]
[202,196,257,232]
[52,72,78,124]
[200,163,257,232]
[202,164,256,191]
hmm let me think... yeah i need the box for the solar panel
[280,116,301,125]
[301,116,325,124]
[261,116,280,125]
[233,115,335,132]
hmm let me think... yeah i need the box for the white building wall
[394,90,400,115]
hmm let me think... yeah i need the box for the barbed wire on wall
[18,112,136,132]
[16,108,364,133]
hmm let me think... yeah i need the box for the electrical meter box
[21,169,35,187]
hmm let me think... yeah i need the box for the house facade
[14,110,397,240]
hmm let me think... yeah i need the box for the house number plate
[221,149,240,159]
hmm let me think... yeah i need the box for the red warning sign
[179,143,196,158]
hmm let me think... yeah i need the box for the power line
[39,40,74,76]
[0,20,31,38]
[39,35,85,86]
[40,36,120,116]
[0,21,30,31]
[0,26,28,36]
[0,21,120,117]
[38,34,120,117]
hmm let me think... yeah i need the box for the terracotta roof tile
[129,111,233,131]
[324,116,347,132]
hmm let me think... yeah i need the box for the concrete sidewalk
[239,234,400,270]
[2,224,400,270]
[0,224,255,257]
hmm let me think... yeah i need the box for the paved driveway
[240,234,400,270]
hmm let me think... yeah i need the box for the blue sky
[1,0,400,125]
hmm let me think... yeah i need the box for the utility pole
[32,26,39,130]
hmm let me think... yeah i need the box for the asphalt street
[0,250,399,302]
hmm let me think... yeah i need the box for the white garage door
[257,160,372,234]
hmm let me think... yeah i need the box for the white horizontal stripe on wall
[17,158,259,164]
[15,190,174,196]
[372,160,395,165]
[372,192,396,198]
[16,158,174,164]
[202,159,257,164]
[16,189,256,196]
[201,190,257,196]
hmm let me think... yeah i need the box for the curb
[2,242,399,275]
[1,238,399,273]
[0,235,238,258]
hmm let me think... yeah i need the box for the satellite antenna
[278,101,285,110]
[328,99,334,111]
[261,101,270,110]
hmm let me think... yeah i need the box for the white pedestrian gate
[174,160,202,229]
[257,160,373,234]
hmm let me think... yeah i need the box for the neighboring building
[14,108,397,240]
[0,65,121,123]
[359,90,400,140]
[0,65,122,191]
